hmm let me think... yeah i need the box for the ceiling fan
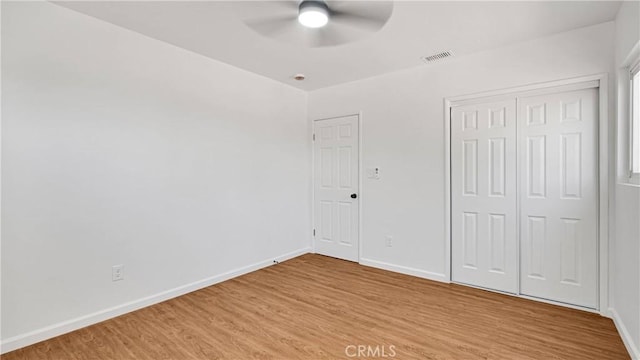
[238,1,394,48]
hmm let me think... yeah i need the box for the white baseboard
[610,307,640,360]
[0,247,311,355]
[359,258,448,283]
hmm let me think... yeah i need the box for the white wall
[612,1,640,358]
[1,0,632,356]
[309,21,615,281]
[1,1,310,351]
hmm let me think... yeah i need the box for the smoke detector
[293,73,306,81]
[421,51,453,63]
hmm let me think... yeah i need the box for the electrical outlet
[385,235,393,247]
[112,264,124,281]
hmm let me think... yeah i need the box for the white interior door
[313,115,359,262]
[451,99,518,294]
[518,88,598,309]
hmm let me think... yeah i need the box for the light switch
[367,167,380,180]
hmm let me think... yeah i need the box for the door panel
[518,88,598,309]
[313,115,359,262]
[451,100,518,294]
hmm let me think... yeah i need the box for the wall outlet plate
[112,265,124,281]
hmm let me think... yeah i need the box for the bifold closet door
[518,88,598,309]
[451,100,518,294]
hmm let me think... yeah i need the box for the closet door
[451,99,518,294]
[518,88,598,309]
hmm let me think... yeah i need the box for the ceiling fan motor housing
[299,1,329,13]
[298,0,330,28]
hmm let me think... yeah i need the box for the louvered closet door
[518,88,598,309]
[451,99,518,294]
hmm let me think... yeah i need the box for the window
[631,62,640,178]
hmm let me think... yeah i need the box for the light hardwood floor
[3,254,629,359]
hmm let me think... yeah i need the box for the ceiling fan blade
[328,1,393,31]
[307,22,361,47]
[330,12,385,32]
[244,15,298,37]
[242,0,300,12]
[306,28,338,48]
[273,0,300,10]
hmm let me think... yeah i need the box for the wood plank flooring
[3,254,629,359]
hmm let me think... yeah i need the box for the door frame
[310,113,362,262]
[443,74,610,316]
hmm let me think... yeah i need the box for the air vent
[421,51,453,63]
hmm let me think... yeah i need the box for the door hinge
[312,133,316,141]
[313,229,316,236]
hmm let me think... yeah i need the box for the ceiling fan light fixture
[298,1,329,28]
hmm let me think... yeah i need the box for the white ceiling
[55,1,622,91]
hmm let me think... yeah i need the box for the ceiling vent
[421,51,453,63]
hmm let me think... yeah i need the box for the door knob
[350,193,357,199]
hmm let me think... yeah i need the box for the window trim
[629,60,640,184]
